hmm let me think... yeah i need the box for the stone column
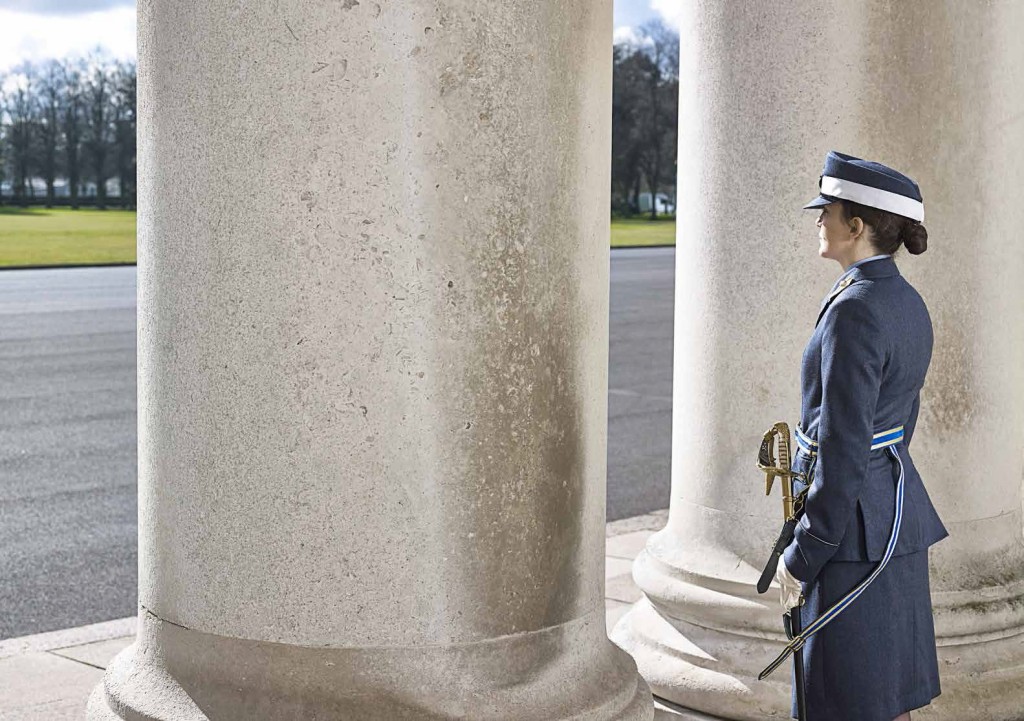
[88,1,652,719]
[612,2,1024,719]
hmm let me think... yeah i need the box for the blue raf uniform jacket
[783,254,949,585]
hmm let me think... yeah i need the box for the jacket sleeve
[783,297,887,584]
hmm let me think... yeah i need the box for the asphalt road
[0,247,674,639]
[607,248,675,520]
[0,266,137,640]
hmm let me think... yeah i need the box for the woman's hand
[775,557,803,611]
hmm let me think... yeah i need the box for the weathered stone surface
[90,0,652,718]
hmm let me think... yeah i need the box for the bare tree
[636,19,679,220]
[3,68,36,207]
[37,60,64,208]
[83,57,113,209]
[111,60,136,209]
[612,45,650,216]
[639,19,680,83]
[62,58,86,208]
[611,20,680,220]
[0,91,6,205]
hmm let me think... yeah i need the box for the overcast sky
[0,0,680,74]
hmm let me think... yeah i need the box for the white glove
[775,557,803,612]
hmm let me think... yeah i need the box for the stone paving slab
[50,638,134,670]
[0,618,135,662]
[606,508,669,538]
[606,556,644,604]
[0,651,104,720]
[606,528,656,561]
[1,509,669,720]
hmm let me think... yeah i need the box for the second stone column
[612,2,1024,719]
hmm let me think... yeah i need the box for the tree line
[613,19,679,219]
[0,19,676,218]
[0,55,136,209]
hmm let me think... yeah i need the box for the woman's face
[815,202,856,261]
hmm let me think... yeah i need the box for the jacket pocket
[856,496,889,561]
[856,465,929,561]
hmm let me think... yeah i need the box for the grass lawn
[0,207,136,267]
[610,217,676,247]
[0,209,671,268]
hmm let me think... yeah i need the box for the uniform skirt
[791,549,941,720]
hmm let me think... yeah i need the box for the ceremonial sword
[756,421,809,721]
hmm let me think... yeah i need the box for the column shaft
[89,1,652,718]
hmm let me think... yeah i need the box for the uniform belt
[794,424,904,456]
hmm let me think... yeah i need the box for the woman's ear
[849,216,865,240]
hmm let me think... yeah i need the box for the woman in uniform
[774,151,950,721]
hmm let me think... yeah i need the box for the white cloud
[0,0,134,14]
[650,0,683,31]
[0,6,136,73]
[2,71,29,95]
[614,25,654,49]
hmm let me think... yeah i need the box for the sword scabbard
[757,517,798,594]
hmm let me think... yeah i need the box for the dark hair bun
[901,222,928,255]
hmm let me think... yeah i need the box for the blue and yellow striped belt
[795,424,904,456]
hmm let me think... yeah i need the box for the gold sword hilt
[757,422,803,521]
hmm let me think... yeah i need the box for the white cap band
[820,175,924,222]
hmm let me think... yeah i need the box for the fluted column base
[88,608,654,721]
[613,597,786,721]
[613,538,1024,721]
